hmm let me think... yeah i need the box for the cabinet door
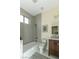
[49,40,59,57]
[49,40,54,55]
[53,40,59,56]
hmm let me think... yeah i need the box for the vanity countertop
[49,38,59,40]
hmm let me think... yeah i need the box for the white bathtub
[23,42,39,58]
[20,40,23,59]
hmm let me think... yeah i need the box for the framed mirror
[52,26,58,34]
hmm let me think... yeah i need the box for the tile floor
[29,52,50,59]
[23,50,58,59]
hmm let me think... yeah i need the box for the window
[20,15,29,24]
[20,15,23,22]
[24,17,29,24]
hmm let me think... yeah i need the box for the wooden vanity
[49,39,59,57]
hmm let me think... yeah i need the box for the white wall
[33,8,59,41]
[20,8,35,44]
[41,8,59,39]
[40,8,59,50]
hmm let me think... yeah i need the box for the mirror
[52,26,58,34]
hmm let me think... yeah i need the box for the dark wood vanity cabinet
[49,39,59,57]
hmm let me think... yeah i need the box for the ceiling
[20,0,59,16]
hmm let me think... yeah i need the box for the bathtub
[20,40,23,59]
[23,42,39,58]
